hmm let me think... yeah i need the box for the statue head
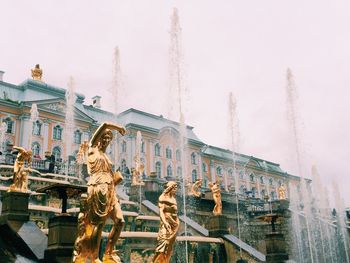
[99,129,113,149]
[164,181,178,195]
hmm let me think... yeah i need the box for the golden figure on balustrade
[8,146,32,193]
[190,179,202,198]
[209,181,222,216]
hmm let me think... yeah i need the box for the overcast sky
[1,1,349,204]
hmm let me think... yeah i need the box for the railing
[0,155,79,177]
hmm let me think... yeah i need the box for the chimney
[0,71,4,82]
[92,95,101,109]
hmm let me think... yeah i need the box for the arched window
[192,169,197,182]
[52,146,61,161]
[156,162,161,178]
[74,130,82,144]
[121,141,127,153]
[166,147,172,159]
[271,191,277,200]
[216,166,222,176]
[260,176,265,184]
[278,180,282,187]
[32,120,42,136]
[177,166,182,177]
[250,173,255,182]
[53,125,63,140]
[155,143,161,157]
[239,170,245,180]
[191,152,197,164]
[32,142,41,158]
[4,140,12,153]
[202,176,208,188]
[269,178,274,186]
[202,162,207,173]
[167,165,172,177]
[251,187,257,197]
[220,180,225,190]
[261,189,266,198]
[176,150,181,161]
[240,185,246,194]
[228,169,233,178]
[4,117,14,134]
[141,141,145,153]
[121,159,127,173]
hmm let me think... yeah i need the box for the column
[150,141,155,172]
[21,118,31,149]
[224,167,228,191]
[127,135,135,168]
[210,160,215,182]
[198,153,203,179]
[43,121,49,153]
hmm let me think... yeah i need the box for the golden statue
[278,184,287,200]
[8,146,32,192]
[190,179,202,197]
[76,141,89,164]
[209,181,222,216]
[72,122,126,263]
[153,181,179,263]
[31,64,43,81]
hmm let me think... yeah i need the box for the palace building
[0,69,298,200]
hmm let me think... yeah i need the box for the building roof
[118,108,203,143]
[201,145,287,175]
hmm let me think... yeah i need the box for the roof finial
[31,64,43,81]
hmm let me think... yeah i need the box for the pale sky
[1,0,349,204]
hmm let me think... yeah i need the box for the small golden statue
[8,146,32,192]
[76,141,89,164]
[209,181,222,216]
[31,64,43,81]
[153,181,179,263]
[72,122,126,263]
[278,184,287,200]
[190,179,202,197]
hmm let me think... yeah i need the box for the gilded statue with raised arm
[153,181,179,263]
[209,180,222,216]
[190,179,202,198]
[8,146,32,192]
[73,122,126,263]
[278,184,287,200]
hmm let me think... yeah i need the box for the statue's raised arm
[90,122,126,148]
[12,146,27,153]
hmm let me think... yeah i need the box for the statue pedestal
[206,215,229,237]
[1,191,30,222]
[265,232,289,263]
[44,215,77,263]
